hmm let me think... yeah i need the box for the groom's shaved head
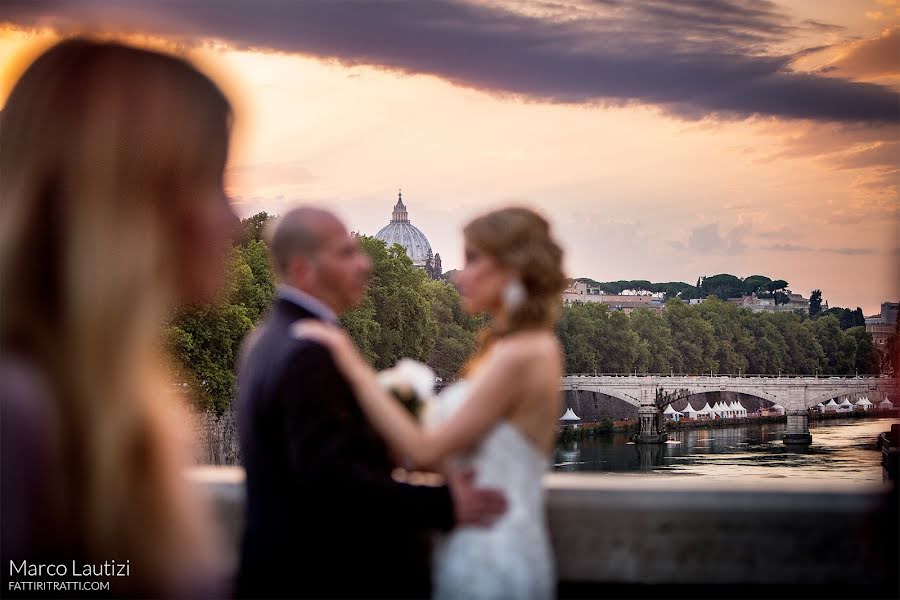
[267,207,344,277]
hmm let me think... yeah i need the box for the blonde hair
[0,39,230,593]
[462,207,566,369]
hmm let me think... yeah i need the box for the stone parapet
[189,467,898,597]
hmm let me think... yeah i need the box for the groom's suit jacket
[236,297,455,598]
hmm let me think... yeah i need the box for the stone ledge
[189,467,899,595]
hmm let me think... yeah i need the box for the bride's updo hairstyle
[462,207,566,360]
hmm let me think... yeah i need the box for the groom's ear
[285,254,311,285]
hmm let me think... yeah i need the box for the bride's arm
[295,321,532,470]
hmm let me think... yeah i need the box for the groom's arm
[278,341,456,530]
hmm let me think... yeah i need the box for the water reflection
[554,417,897,483]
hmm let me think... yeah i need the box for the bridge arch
[656,386,782,408]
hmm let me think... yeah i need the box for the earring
[502,279,526,311]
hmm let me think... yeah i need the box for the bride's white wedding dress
[427,380,555,600]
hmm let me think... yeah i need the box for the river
[553,417,897,483]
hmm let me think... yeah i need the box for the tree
[809,290,822,318]
[165,214,278,415]
[780,314,826,375]
[761,279,789,304]
[819,306,865,330]
[556,302,603,373]
[240,211,274,244]
[165,246,261,414]
[424,249,435,280]
[846,326,879,375]
[742,275,772,296]
[340,237,437,369]
[811,315,857,375]
[744,313,788,375]
[664,299,718,374]
[424,279,483,380]
[695,296,752,374]
[630,308,675,373]
[433,253,443,279]
[698,274,744,300]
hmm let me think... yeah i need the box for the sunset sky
[2,1,898,314]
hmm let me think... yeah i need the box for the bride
[297,207,567,599]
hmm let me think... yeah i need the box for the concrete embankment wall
[190,467,899,598]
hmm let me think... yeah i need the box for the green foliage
[695,297,751,374]
[664,299,718,374]
[340,237,438,370]
[846,326,880,375]
[818,306,865,330]
[742,275,772,295]
[424,278,484,380]
[809,289,822,318]
[240,211,274,244]
[699,274,744,300]
[629,308,675,373]
[556,296,878,377]
[811,316,857,374]
[165,214,276,415]
[575,278,694,299]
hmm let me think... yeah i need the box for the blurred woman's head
[0,38,235,592]
[458,207,566,341]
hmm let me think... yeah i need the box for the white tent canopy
[663,404,681,421]
[856,397,873,406]
[878,399,894,409]
[824,399,840,408]
[681,402,699,418]
[560,408,581,421]
[771,404,786,414]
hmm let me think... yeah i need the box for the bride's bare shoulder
[492,331,561,364]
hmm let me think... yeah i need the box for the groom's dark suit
[236,296,455,598]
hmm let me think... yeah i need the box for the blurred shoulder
[492,330,562,366]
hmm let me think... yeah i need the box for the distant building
[562,281,663,314]
[865,302,898,351]
[374,190,440,276]
[784,293,810,313]
[727,292,808,314]
[881,302,899,325]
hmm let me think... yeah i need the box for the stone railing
[189,467,899,597]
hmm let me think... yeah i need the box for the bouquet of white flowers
[377,359,438,419]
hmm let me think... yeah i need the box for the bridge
[561,375,898,444]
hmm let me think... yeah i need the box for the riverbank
[558,408,899,442]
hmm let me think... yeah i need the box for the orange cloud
[826,27,900,79]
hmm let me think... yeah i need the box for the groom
[236,207,506,598]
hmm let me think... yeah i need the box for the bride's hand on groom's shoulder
[292,320,364,375]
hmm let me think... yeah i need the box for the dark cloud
[3,0,898,122]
